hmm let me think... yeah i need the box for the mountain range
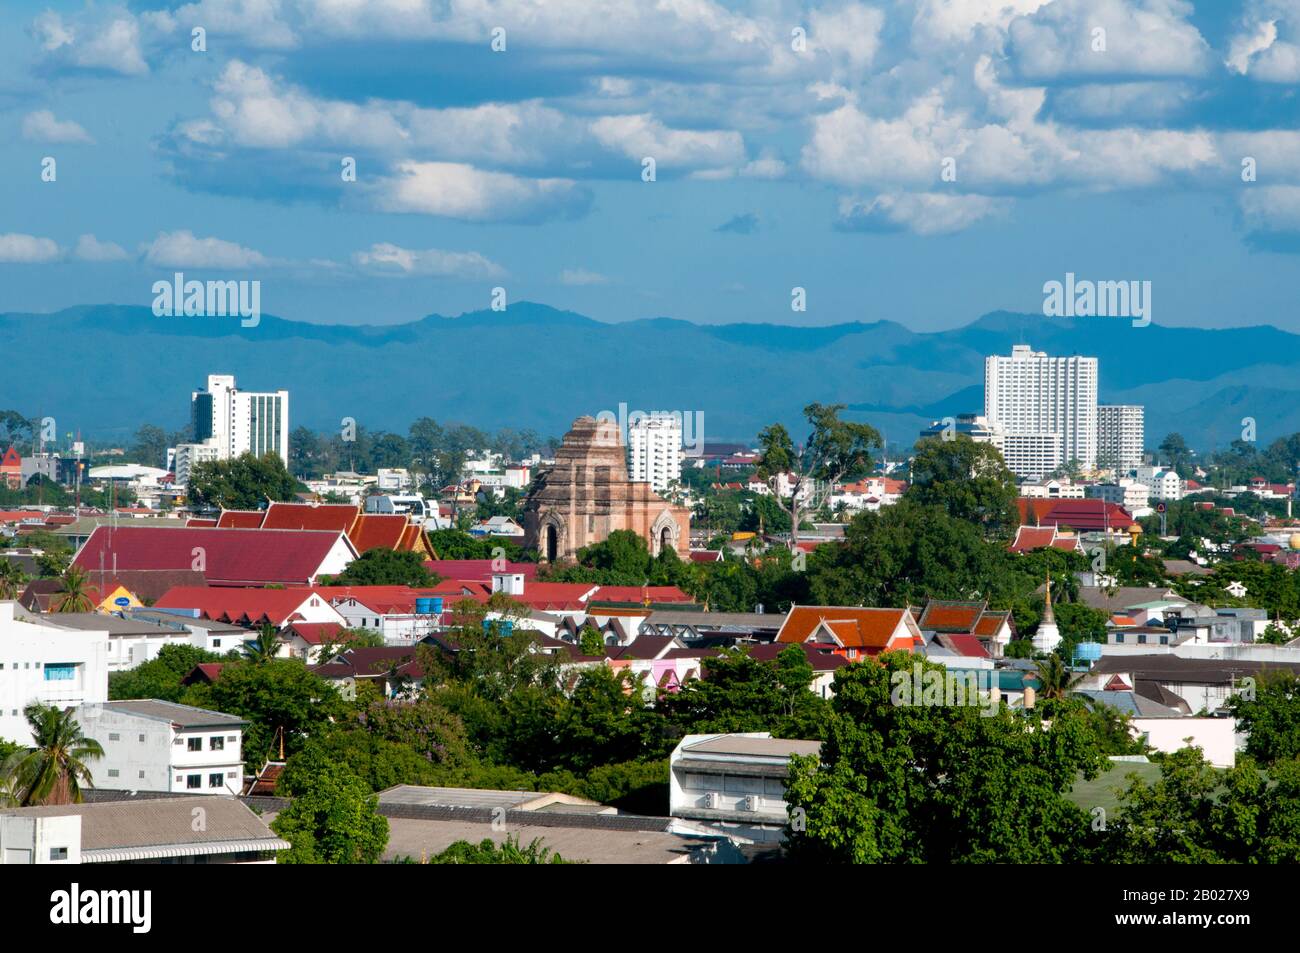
[3,302,1299,452]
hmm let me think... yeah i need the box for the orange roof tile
[777,605,919,651]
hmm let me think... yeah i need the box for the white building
[176,374,289,482]
[628,414,683,493]
[669,733,821,844]
[1098,404,1145,473]
[1087,479,1151,513]
[0,603,109,747]
[1132,466,1184,502]
[985,345,1098,477]
[0,796,289,864]
[1002,433,1064,481]
[1019,479,1087,499]
[73,700,247,796]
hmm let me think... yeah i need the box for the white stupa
[1032,573,1062,653]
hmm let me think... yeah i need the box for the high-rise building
[984,345,1098,478]
[1097,404,1145,473]
[175,375,289,483]
[628,413,683,493]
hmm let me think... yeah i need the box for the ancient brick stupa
[523,415,690,562]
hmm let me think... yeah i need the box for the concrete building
[0,796,288,864]
[0,603,109,747]
[1087,479,1151,513]
[176,374,289,482]
[669,733,821,844]
[1001,433,1064,482]
[985,345,1098,477]
[1097,404,1145,473]
[74,700,247,796]
[1132,465,1184,502]
[628,413,684,493]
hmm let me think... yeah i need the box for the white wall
[75,705,245,796]
[1133,717,1238,768]
[0,604,109,747]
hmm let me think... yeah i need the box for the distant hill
[2,302,1298,451]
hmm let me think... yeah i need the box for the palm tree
[0,560,26,600]
[0,703,104,806]
[51,566,95,613]
[241,623,282,663]
[1032,654,1087,702]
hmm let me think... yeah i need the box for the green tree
[578,624,606,656]
[182,659,349,764]
[784,654,1105,863]
[0,559,27,600]
[109,644,224,701]
[51,565,95,613]
[327,549,437,587]
[187,452,299,510]
[418,834,572,864]
[907,436,1019,539]
[271,753,389,864]
[0,704,104,806]
[241,624,282,664]
[755,403,881,550]
[129,424,171,468]
[1225,671,1300,764]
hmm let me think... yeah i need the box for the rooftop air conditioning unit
[741,795,760,812]
[702,792,720,809]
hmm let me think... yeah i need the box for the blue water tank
[500,621,513,637]
[415,598,434,614]
[431,597,444,614]
[1074,641,1104,662]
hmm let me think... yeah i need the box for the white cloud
[837,192,1009,235]
[0,234,62,263]
[143,230,272,268]
[21,110,94,145]
[352,242,505,278]
[1239,185,1300,233]
[1006,0,1212,82]
[559,268,610,286]
[74,235,130,262]
[34,12,149,76]
[589,114,746,168]
[809,4,885,74]
[1227,19,1279,74]
[374,161,591,223]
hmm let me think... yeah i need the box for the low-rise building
[0,603,109,747]
[74,700,247,796]
[0,795,288,864]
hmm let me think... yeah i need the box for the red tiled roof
[918,601,985,632]
[349,514,410,552]
[777,605,920,652]
[283,622,345,645]
[74,526,352,586]
[972,611,1011,638]
[154,585,337,626]
[423,559,537,582]
[944,634,991,658]
[688,550,723,563]
[261,502,359,532]
[186,517,218,528]
[1017,498,1134,531]
[589,585,694,604]
[216,510,264,529]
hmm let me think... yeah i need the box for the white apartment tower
[984,345,1098,478]
[628,414,684,493]
[176,375,289,483]
[1097,404,1145,473]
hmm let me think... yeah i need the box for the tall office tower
[1097,404,1145,474]
[984,344,1098,479]
[180,374,289,480]
[628,414,683,493]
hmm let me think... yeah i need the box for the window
[209,773,224,788]
[107,769,119,778]
[108,733,120,741]
[188,737,202,751]
[49,848,67,861]
[210,736,224,751]
[186,775,201,789]
[227,771,237,778]
[139,771,145,779]
[212,639,221,648]
[1115,634,1125,643]
[1138,635,1147,644]
[138,734,145,742]
[227,735,237,743]
[43,663,75,681]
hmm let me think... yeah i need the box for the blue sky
[5,0,1300,331]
